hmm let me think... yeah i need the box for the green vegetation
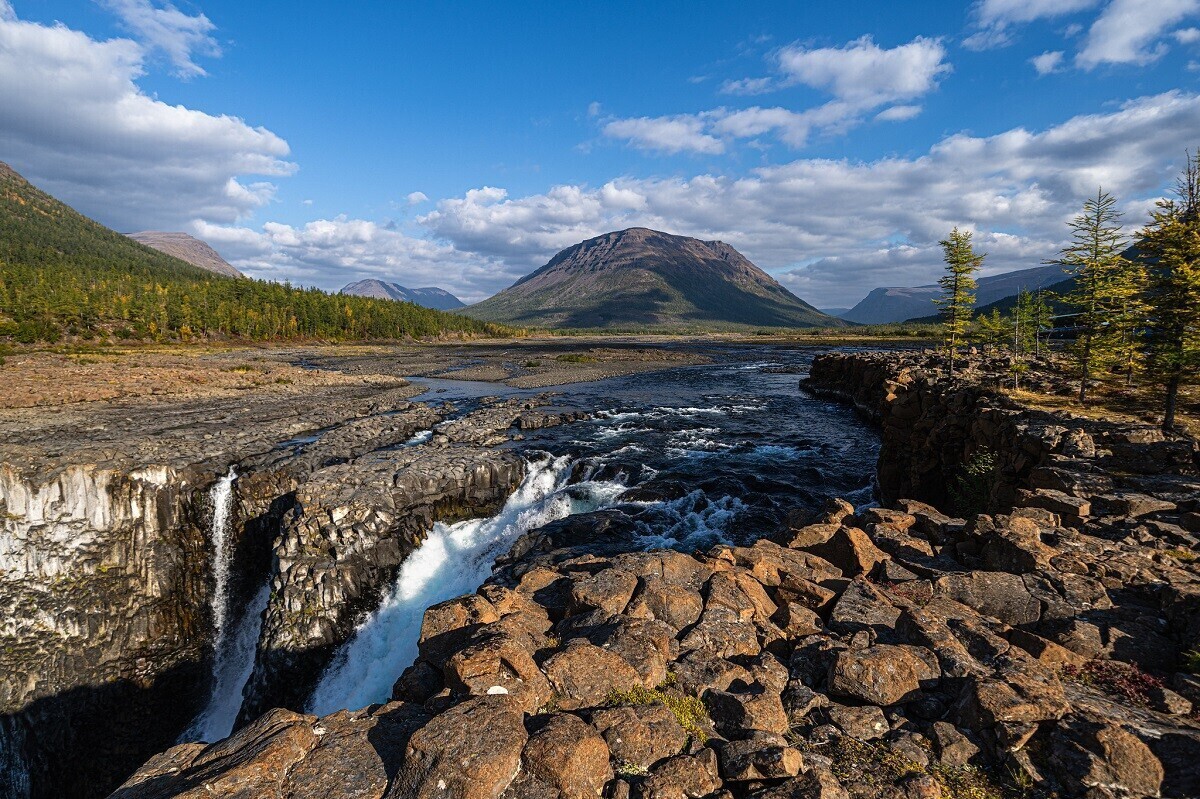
[1051,190,1148,402]
[949,449,998,518]
[1182,648,1200,673]
[936,228,984,378]
[0,164,509,344]
[1139,150,1200,431]
[554,352,598,363]
[604,681,710,742]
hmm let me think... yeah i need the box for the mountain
[461,227,843,330]
[0,161,501,342]
[127,231,244,278]
[340,279,465,310]
[841,264,1068,324]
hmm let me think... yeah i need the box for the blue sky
[2,1,1199,306]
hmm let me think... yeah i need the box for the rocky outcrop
[804,351,1199,514]
[112,486,1200,799]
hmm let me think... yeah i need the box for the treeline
[934,151,1200,431]
[0,164,508,343]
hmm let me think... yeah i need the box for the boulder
[590,703,688,770]
[718,732,804,781]
[803,526,889,577]
[827,645,929,706]
[522,713,613,799]
[543,641,643,710]
[391,696,526,799]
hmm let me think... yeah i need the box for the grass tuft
[604,682,710,742]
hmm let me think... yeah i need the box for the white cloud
[965,0,1101,49]
[875,105,923,122]
[719,76,774,95]
[776,36,951,106]
[406,191,429,205]
[99,0,219,78]
[1176,26,1200,42]
[602,114,725,155]
[1030,50,1065,74]
[0,5,293,232]
[600,36,948,154]
[428,92,1200,307]
[1077,0,1199,68]
[194,217,518,302]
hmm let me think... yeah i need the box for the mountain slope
[340,279,465,310]
[128,231,244,278]
[0,162,503,342]
[841,265,1068,324]
[462,228,842,330]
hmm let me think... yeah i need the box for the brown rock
[391,695,526,799]
[625,575,704,631]
[827,645,927,706]
[569,569,639,617]
[591,703,688,770]
[637,749,721,799]
[543,641,643,710]
[443,630,552,712]
[522,713,613,799]
[934,572,1041,626]
[718,731,804,781]
[804,526,889,577]
[827,703,889,740]
[705,687,789,736]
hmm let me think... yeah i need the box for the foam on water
[306,454,625,715]
[181,583,271,742]
[207,468,237,638]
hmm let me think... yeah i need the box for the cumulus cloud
[1077,0,1199,68]
[99,0,219,77]
[600,36,948,154]
[0,5,294,232]
[429,91,1200,307]
[406,191,429,205]
[1176,26,1200,42]
[193,217,520,302]
[965,0,1101,49]
[602,114,725,155]
[776,36,950,105]
[1030,50,1065,74]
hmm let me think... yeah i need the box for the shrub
[604,683,710,742]
[949,449,998,517]
[1062,659,1164,707]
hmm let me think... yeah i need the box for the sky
[2,1,1199,308]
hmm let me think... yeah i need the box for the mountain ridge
[462,227,842,330]
[841,264,1068,324]
[127,231,244,278]
[340,279,465,310]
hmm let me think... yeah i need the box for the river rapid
[307,345,880,715]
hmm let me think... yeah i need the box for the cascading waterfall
[307,454,626,715]
[0,716,31,799]
[180,467,267,743]
[181,584,271,742]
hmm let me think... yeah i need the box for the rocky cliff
[110,351,1200,799]
[0,372,582,799]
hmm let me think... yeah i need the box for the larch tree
[936,227,983,378]
[1051,189,1128,403]
[1139,150,1200,432]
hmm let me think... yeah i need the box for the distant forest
[0,165,505,343]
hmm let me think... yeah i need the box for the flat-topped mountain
[340,279,465,310]
[461,228,842,329]
[127,231,243,278]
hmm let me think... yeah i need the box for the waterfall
[180,467,267,744]
[181,583,271,742]
[0,717,30,799]
[306,454,626,716]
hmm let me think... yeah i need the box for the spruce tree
[936,227,983,378]
[1140,151,1200,431]
[1051,189,1127,402]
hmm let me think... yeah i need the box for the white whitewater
[182,583,271,742]
[307,454,625,715]
[181,467,270,743]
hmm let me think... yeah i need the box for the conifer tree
[936,227,983,378]
[1051,189,1127,403]
[1014,289,1053,357]
[1140,151,1200,431]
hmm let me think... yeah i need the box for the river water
[308,346,879,714]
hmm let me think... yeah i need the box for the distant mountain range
[841,264,1068,324]
[461,227,842,330]
[340,279,465,310]
[127,231,244,278]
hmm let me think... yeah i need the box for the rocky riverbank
[108,350,1200,799]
